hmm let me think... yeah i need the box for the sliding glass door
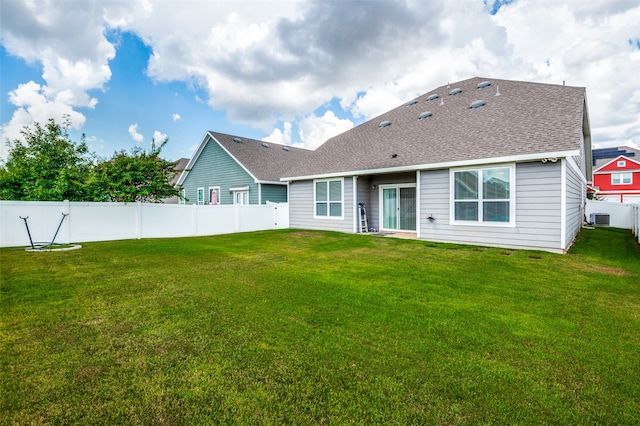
[381,185,416,231]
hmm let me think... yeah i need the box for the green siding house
[177,131,310,205]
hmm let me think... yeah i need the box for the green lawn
[1,228,639,425]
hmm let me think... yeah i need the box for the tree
[88,139,182,203]
[0,117,94,201]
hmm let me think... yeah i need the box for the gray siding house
[177,131,310,205]
[282,77,592,253]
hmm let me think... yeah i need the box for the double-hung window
[197,187,205,205]
[315,179,343,218]
[612,173,632,185]
[451,165,514,225]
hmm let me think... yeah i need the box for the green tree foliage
[88,140,182,203]
[0,118,94,201]
[1,118,183,203]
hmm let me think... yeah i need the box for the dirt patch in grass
[288,231,323,238]
[584,264,633,276]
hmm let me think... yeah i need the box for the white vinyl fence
[585,199,640,243]
[0,201,289,248]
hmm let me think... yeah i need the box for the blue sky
[2,0,639,162]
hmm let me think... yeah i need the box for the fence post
[63,199,71,244]
[136,202,142,239]
[273,204,278,228]
[235,203,240,232]
[192,204,198,236]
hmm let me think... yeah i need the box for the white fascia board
[281,149,579,182]
[593,155,640,173]
[566,156,587,183]
[210,134,261,183]
[175,132,212,186]
[256,180,287,185]
[596,189,640,194]
[230,185,250,191]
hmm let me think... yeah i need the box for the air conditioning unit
[590,213,610,226]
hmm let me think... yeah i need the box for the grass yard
[1,228,639,425]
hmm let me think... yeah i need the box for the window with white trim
[197,187,205,205]
[314,179,343,218]
[209,186,220,205]
[451,166,514,225]
[233,191,248,205]
[612,172,632,185]
[617,160,626,167]
[179,189,186,205]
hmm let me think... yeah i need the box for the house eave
[175,131,262,186]
[281,149,580,181]
[257,180,287,185]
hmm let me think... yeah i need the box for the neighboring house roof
[593,146,640,169]
[170,158,190,185]
[283,77,589,180]
[593,154,640,173]
[177,131,311,186]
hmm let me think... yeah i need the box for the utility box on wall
[590,213,610,226]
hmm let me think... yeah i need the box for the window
[612,173,632,185]
[617,160,626,167]
[233,191,248,205]
[179,189,186,205]
[451,166,514,225]
[209,186,220,205]
[197,187,205,205]
[230,186,250,205]
[315,179,343,218]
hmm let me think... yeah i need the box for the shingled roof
[177,131,311,185]
[283,77,588,180]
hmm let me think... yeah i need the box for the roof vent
[391,153,398,158]
[405,99,418,107]
[262,142,269,148]
[418,111,433,119]
[449,88,462,96]
[470,100,486,109]
[379,120,392,128]
[233,137,242,143]
[282,146,290,152]
[426,94,439,101]
[477,81,491,89]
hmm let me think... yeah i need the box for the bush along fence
[0,201,289,248]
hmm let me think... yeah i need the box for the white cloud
[263,122,292,146]
[153,130,167,145]
[172,113,181,122]
[128,123,144,143]
[0,0,113,152]
[2,0,640,155]
[1,81,86,159]
[263,112,354,150]
[298,111,353,150]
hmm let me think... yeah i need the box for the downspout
[560,159,567,251]
[416,170,421,239]
[353,176,358,233]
